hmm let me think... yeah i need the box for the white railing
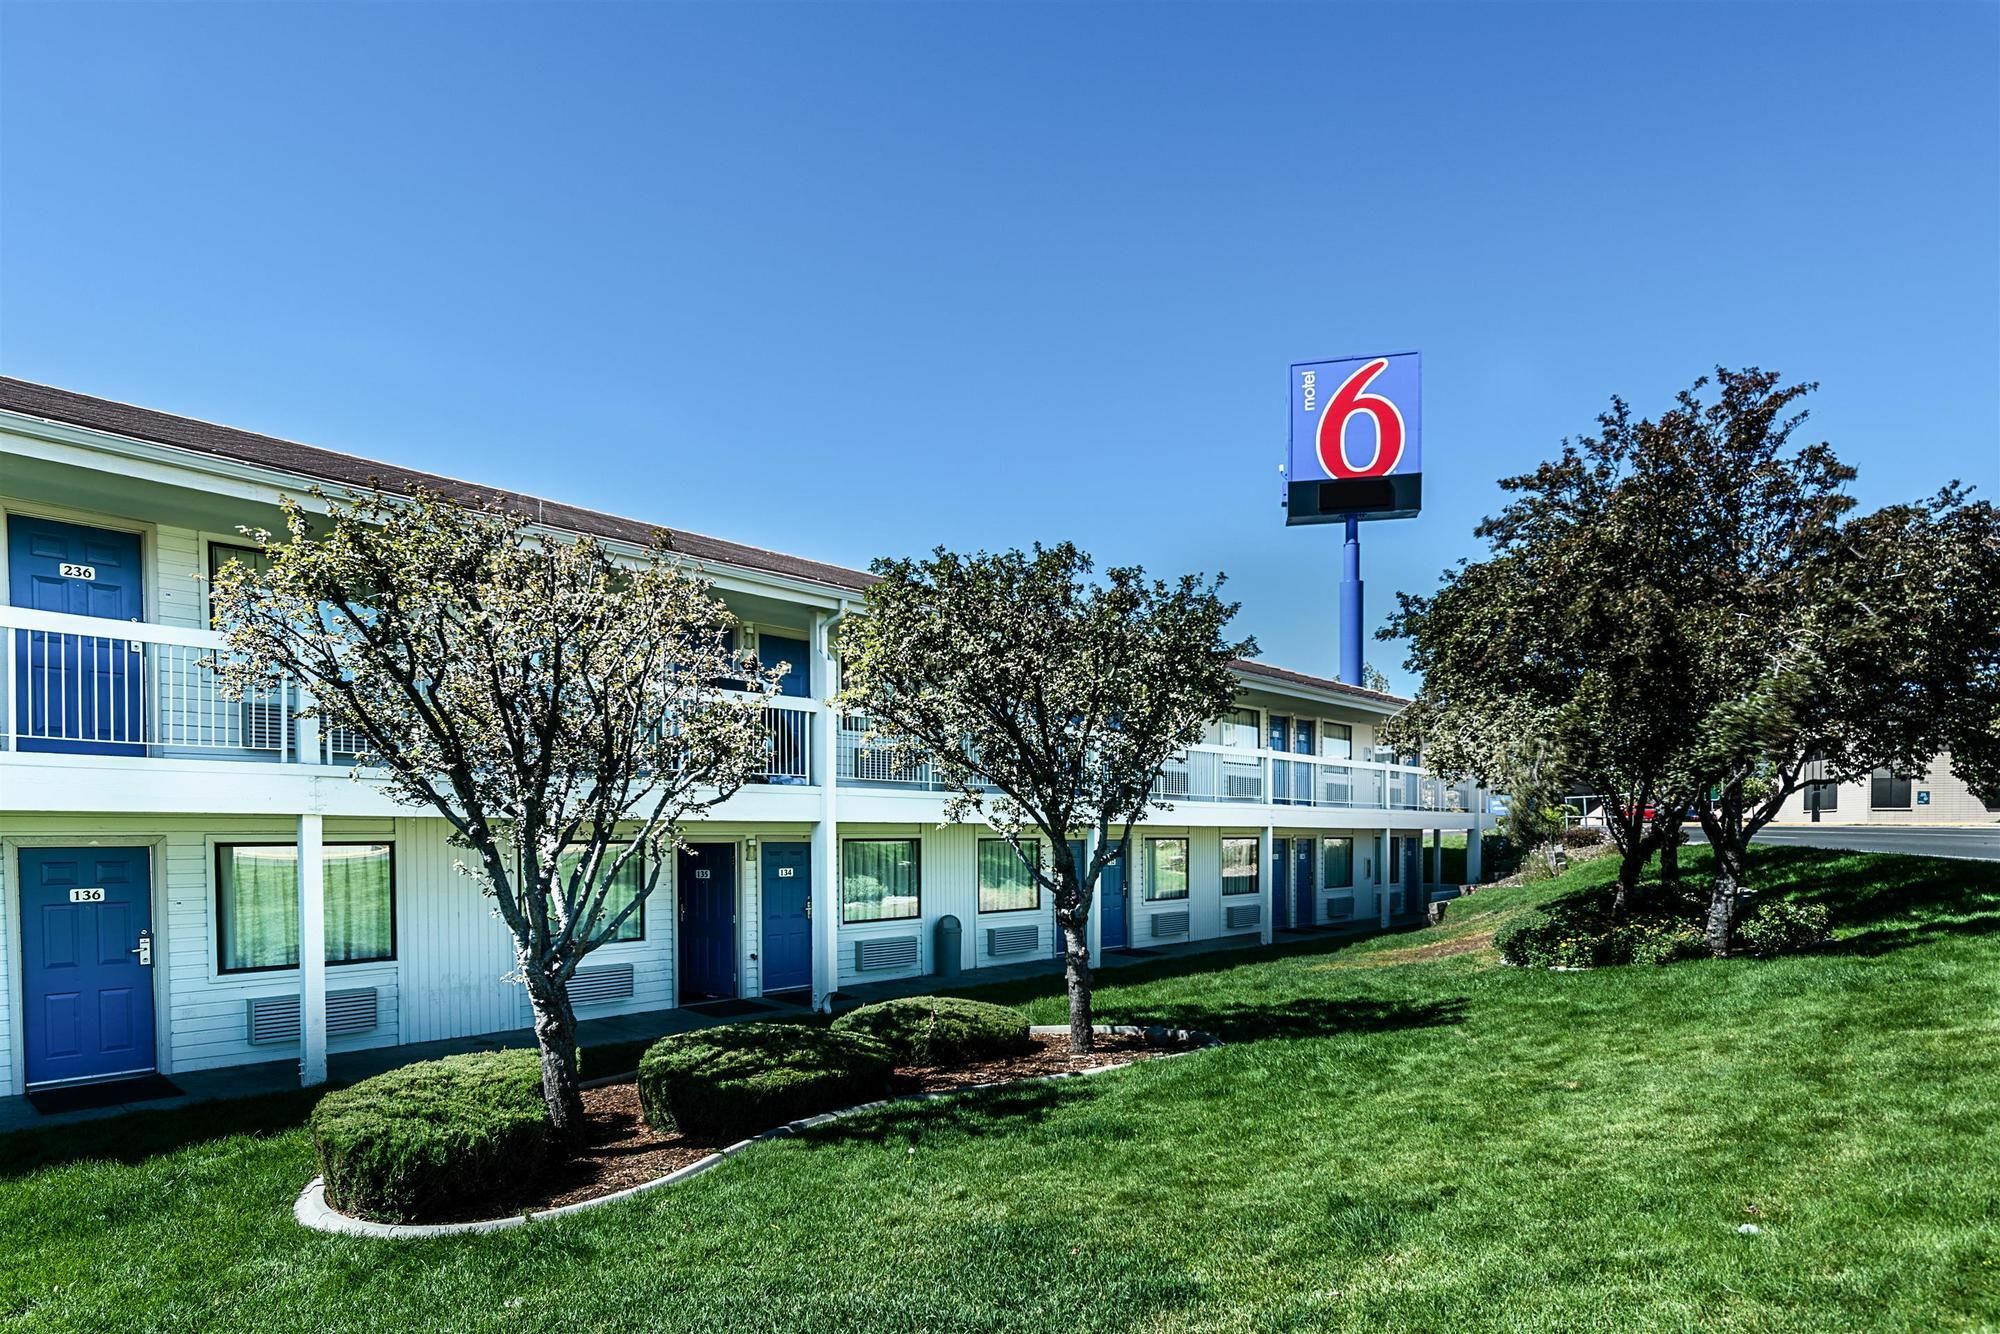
[833,718,1482,815]
[2,606,288,759]
[2,606,822,784]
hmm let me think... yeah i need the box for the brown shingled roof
[0,376,877,594]
[0,375,1404,708]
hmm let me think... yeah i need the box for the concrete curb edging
[294,1023,1217,1240]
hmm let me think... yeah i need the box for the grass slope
[2,845,1995,1331]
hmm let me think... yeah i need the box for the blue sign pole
[1340,514,1363,684]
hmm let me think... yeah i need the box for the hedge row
[830,996,1032,1066]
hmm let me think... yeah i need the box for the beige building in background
[1773,753,1998,826]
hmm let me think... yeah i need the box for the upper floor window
[1319,723,1353,761]
[1870,768,1912,810]
[978,838,1041,914]
[1214,707,1259,749]
[1221,837,1260,895]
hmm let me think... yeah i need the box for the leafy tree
[836,543,1250,1052]
[211,487,775,1137]
[1361,664,1393,694]
[1380,396,1715,912]
[1497,729,1569,876]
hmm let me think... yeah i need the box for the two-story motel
[0,377,1486,1098]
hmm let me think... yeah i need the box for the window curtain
[219,843,393,971]
[557,844,644,942]
[843,839,920,922]
[1221,837,1260,895]
[978,838,1040,913]
[1145,838,1189,901]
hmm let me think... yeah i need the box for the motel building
[0,377,1486,1101]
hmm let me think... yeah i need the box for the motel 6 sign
[1285,351,1422,524]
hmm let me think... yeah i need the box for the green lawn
[4,845,1997,1331]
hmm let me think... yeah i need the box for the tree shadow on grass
[1748,844,2000,956]
[1094,995,1469,1044]
[795,1077,1077,1146]
[0,1086,323,1181]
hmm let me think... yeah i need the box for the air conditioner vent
[1150,911,1190,939]
[1225,903,1262,930]
[570,963,635,1006]
[854,936,920,972]
[246,987,378,1045]
[986,925,1039,957]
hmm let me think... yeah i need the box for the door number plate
[68,887,107,903]
[694,868,711,879]
[59,563,98,581]
[776,867,794,877]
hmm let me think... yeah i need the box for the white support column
[297,813,328,1087]
[295,684,322,767]
[1378,832,1391,928]
[1258,825,1275,947]
[810,611,841,1012]
[1085,828,1103,969]
[1467,797,1485,885]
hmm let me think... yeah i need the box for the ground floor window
[1321,836,1355,889]
[217,842,394,973]
[555,844,644,941]
[1805,780,1839,813]
[1221,837,1260,895]
[1870,768,1912,810]
[843,838,921,922]
[978,838,1041,913]
[1144,837,1189,901]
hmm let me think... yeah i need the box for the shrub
[309,1049,551,1222]
[637,1023,894,1139]
[830,996,1032,1066]
[1632,924,1709,966]
[1736,900,1831,955]
[1560,825,1610,850]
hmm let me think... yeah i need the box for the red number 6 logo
[1315,358,1405,479]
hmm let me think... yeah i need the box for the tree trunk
[1062,919,1095,1055]
[525,972,585,1142]
[1660,830,1681,883]
[1704,844,1744,956]
[1612,844,1645,917]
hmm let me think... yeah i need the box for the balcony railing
[835,712,1480,815]
[2,606,820,784]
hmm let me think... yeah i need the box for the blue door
[1099,841,1127,950]
[1269,716,1292,804]
[678,843,737,1001]
[1271,838,1291,931]
[8,516,146,755]
[1295,838,1317,928]
[759,841,812,993]
[20,846,156,1087]
[758,634,811,699]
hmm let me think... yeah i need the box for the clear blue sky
[4,2,1995,693]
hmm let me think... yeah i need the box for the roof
[0,375,1406,709]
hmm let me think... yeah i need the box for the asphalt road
[1751,824,2000,862]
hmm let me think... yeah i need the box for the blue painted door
[1295,838,1317,928]
[1269,716,1292,804]
[678,843,737,1001]
[20,846,156,1087]
[1099,841,1128,950]
[758,634,811,699]
[8,516,145,755]
[759,842,812,993]
[1271,838,1291,930]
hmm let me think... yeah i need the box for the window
[1221,837,1260,895]
[978,838,1041,913]
[1144,837,1189,901]
[842,839,921,923]
[207,542,274,627]
[1215,707,1259,749]
[1318,723,1353,761]
[1804,780,1839,814]
[1871,768,1912,810]
[555,844,644,942]
[1321,837,1355,889]
[1268,715,1292,753]
[217,843,394,973]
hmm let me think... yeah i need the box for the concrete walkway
[0,922,1394,1135]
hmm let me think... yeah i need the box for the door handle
[130,930,153,966]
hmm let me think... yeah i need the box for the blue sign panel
[1285,351,1422,523]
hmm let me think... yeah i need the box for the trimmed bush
[637,1023,894,1139]
[309,1049,551,1222]
[1737,900,1830,955]
[1632,925,1709,966]
[830,996,1033,1066]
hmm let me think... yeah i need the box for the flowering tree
[836,543,1250,1052]
[211,487,775,1137]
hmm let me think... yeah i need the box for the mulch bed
[408,1030,1191,1223]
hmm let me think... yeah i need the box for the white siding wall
[0,847,13,1095]
[1772,754,1998,825]
[153,523,203,628]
